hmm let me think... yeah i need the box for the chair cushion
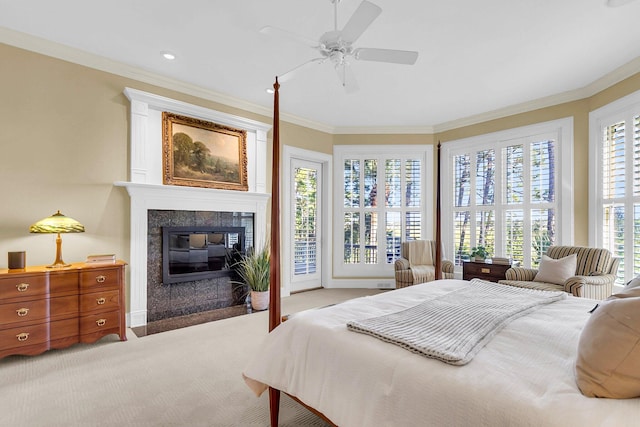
[533,254,577,285]
[575,289,640,398]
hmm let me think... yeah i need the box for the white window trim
[333,144,433,278]
[589,89,640,285]
[441,118,574,273]
[282,145,332,297]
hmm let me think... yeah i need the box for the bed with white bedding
[244,279,639,427]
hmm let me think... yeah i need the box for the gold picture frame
[162,112,248,191]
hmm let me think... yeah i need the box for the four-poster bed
[247,78,640,426]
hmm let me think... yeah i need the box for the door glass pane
[294,167,317,275]
[531,140,555,203]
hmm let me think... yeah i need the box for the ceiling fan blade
[279,58,326,83]
[340,0,382,44]
[354,48,419,65]
[335,62,359,93]
[259,25,319,48]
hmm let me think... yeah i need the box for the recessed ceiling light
[161,51,176,60]
[266,88,275,94]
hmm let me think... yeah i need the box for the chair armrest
[564,274,616,297]
[442,260,454,274]
[394,257,410,271]
[504,267,538,281]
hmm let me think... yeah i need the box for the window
[590,90,640,285]
[442,119,573,271]
[334,145,433,277]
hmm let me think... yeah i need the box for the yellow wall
[1,41,640,283]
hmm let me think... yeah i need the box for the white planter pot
[250,290,269,311]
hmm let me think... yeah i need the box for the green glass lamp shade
[30,210,85,268]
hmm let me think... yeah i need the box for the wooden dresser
[0,261,126,359]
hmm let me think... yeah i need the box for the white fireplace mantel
[116,88,272,327]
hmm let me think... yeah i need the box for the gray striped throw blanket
[347,279,566,365]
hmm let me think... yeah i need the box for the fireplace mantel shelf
[114,181,270,203]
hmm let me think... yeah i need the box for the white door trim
[282,145,332,297]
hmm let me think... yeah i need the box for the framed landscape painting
[162,112,248,191]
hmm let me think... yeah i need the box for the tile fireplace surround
[116,88,271,327]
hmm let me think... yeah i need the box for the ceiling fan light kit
[262,0,419,92]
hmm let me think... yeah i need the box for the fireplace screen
[162,226,247,284]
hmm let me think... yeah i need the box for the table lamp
[29,210,85,268]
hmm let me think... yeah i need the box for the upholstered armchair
[498,246,620,300]
[394,240,454,288]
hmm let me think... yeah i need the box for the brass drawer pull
[96,297,106,305]
[481,268,491,273]
[16,332,30,342]
[96,318,107,327]
[16,283,30,292]
[96,275,106,283]
[16,308,30,317]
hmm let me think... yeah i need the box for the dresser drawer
[49,295,79,318]
[49,271,79,295]
[50,318,79,343]
[79,268,120,291]
[79,290,120,313]
[0,322,49,351]
[79,310,120,336]
[0,299,48,325]
[0,274,48,300]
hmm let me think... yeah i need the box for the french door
[290,158,323,292]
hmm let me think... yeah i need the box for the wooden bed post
[435,141,442,280]
[268,76,282,426]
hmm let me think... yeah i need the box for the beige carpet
[0,288,384,427]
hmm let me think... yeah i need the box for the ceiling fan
[261,0,419,93]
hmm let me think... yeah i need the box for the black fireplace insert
[162,226,246,284]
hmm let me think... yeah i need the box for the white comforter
[243,279,640,427]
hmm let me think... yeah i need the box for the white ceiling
[2,0,640,132]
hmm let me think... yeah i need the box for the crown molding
[0,27,334,134]
[433,56,640,133]
[332,125,436,135]
[3,26,640,136]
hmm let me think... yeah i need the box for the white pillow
[533,254,577,285]
[625,275,640,289]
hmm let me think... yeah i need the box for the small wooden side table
[462,260,511,283]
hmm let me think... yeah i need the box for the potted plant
[233,245,270,311]
[470,246,489,262]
